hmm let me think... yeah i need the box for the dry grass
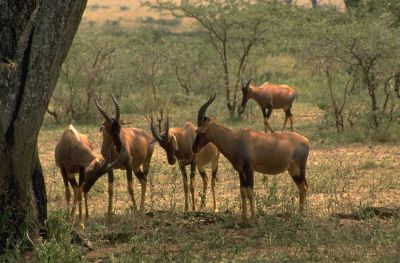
[83,0,184,28]
[37,101,400,262]
[82,0,346,27]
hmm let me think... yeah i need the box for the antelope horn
[111,95,120,121]
[101,144,113,170]
[101,139,125,171]
[197,92,216,126]
[150,115,163,143]
[165,117,170,138]
[241,76,253,89]
[241,77,246,88]
[107,143,124,171]
[95,99,112,123]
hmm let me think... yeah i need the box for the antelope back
[118,127,154,169]
[55,125,97,171]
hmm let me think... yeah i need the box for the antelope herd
[55,80,310,226]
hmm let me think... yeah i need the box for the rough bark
[0,0,87,253]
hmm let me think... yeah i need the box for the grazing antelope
[239,78,298,132]
[193,94,310,225]
[83,96,154,215]
[150,118,220,212]
[55,125,122,227]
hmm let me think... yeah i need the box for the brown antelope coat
[241,81,297,132]
[86,97,154,215]
[193,95,310,224]
[151,121,220,211]
[55,125,117,227]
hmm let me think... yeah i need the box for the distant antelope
[83,96,154,215]
[239,78,298,132]
[193,94,310,225]
[55,125,122,227]
[150,117,220,212]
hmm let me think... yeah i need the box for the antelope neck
[78,145,98,168]
[206,123,238,162]
[249,86,265,104]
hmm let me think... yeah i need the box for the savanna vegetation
[2,0,400,262]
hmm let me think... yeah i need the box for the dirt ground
[39,106,400,261]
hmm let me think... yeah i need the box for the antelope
[193,94,310,225]
[150,118,220,212]
[55,125,122,227]
[83,96,154,215]
[239,78,298,132]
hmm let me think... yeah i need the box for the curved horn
[165,117,170,138]
[150,115,163,143]
[241,76,253,89]
[101,140,125,171]
[107,144,124,171]
[95,99,112,123]
[111,95,120,121]
[241,77,246,88]
[197,93,216,126]
[101,144,113,170]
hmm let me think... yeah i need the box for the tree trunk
[311,0,317,8]
[0,0,87,253]
[368,85,379,128]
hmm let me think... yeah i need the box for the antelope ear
[99,125,104,132]
[170,134,178,151]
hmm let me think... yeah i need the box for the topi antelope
[55,125,122,227]
[83,96,154,215]
[193,94,310,225]
[239,78,298,132]
[150,117,220,212]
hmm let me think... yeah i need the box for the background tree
[50,33,116,123]
[302,2,400,131]
[0,0,87,253]
[145,0,277,118]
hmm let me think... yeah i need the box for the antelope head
[239,77,254,113]
[95,95,123,151]
[192,93,216,153]
[150,117,178,165]
[83,144,124,193]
